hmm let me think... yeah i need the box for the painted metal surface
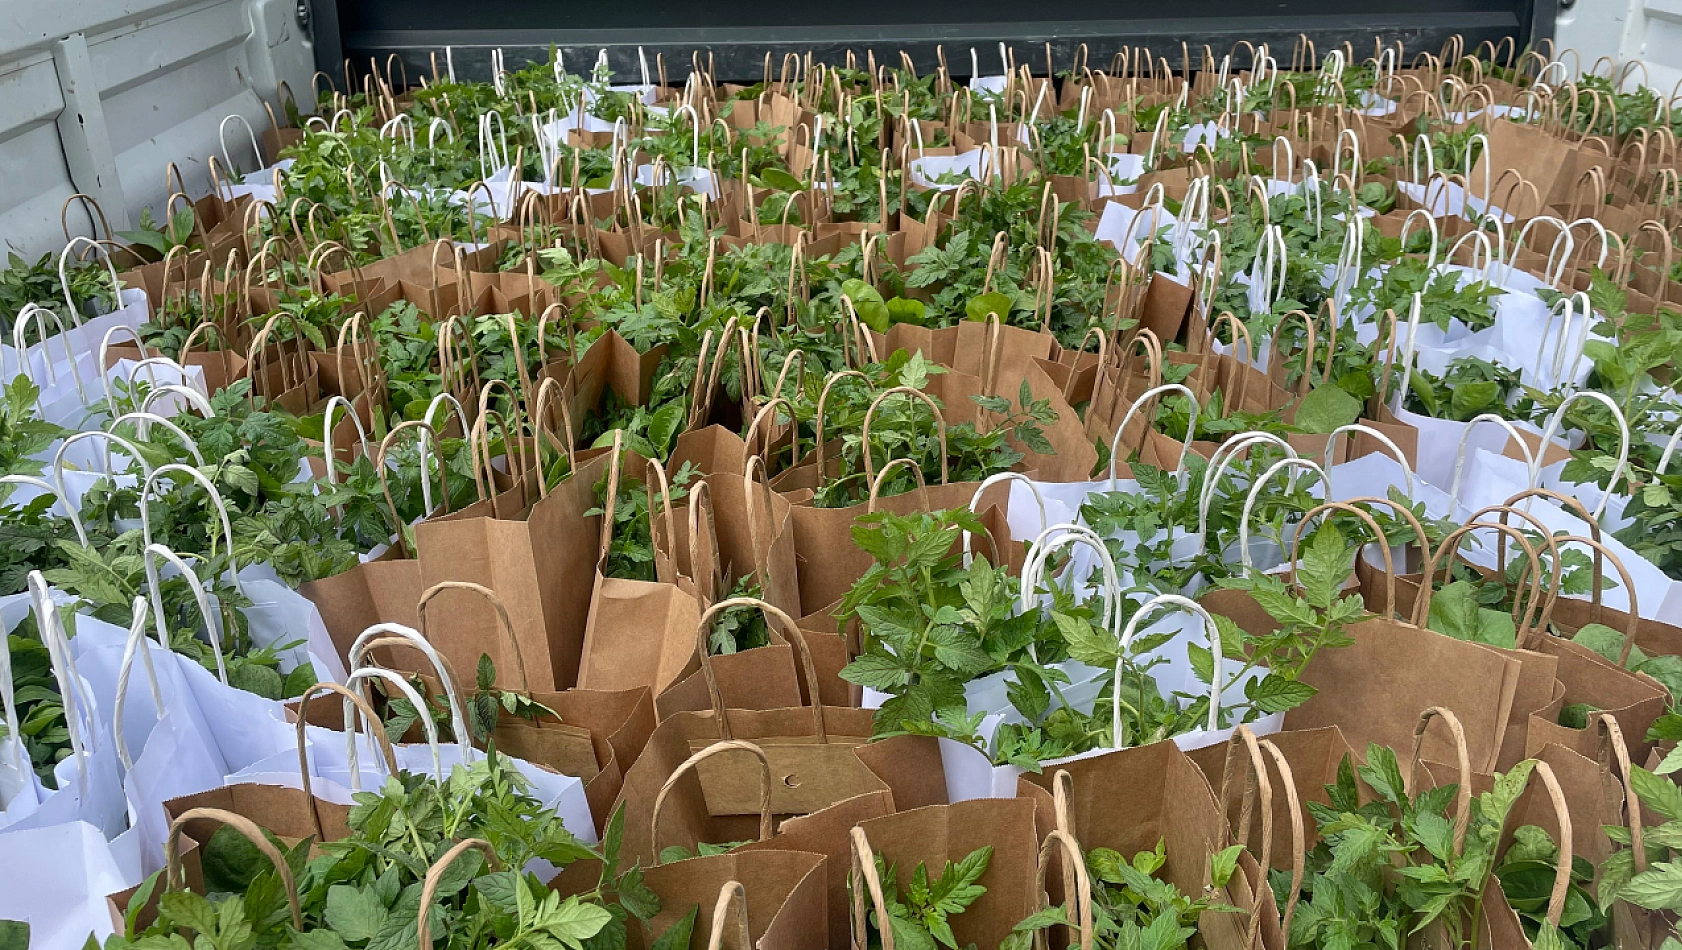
[0,0,313,258]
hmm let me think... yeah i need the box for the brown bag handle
[1408,707,1472,854]
[744,398,799,476]
[742,454,782,592]
[417,580,530,692]
[376,419,449,558]
[652,739,773,865]
[645,456,684,584]
[849,826,895,950]
[1290,501,1394,617]
[1550,534,1641,661]
[686,479,721,605]
[1215,724,1303,950]
[814,370,870,479]
[166,807,303,929]
[707,881,751,950]
[867,457,931,513]
[1494,761,1572,930]
[1474,503,1578,638]
[1414,519,1547,635]
[861,385,950,487]
[1259,738,1305,937]
[528,376,578,498]
[1051,769,1075,838]
[1596,715,1648,873]
[334,311,385,411]
[293,681,398,841]
[1033,829,1095,950]
[696,596,825,740]
[595,431,627,564]
[416,839,500,949]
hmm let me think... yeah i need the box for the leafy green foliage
[1494,825,1605,950]
[1597,762,1682,919]
[586,461,698,581]
[1284,745,1549,949]
[839,509,1033,734]
[104,754,655,950]
[859,846,993,950]
[1405,357,1528,423]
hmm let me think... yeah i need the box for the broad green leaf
[1210,844,1243,887]
[965,292,1013,322]
[1293,384,1363,434]
[1621,863,1682,913]
[758,168,803,191]
[649,906,698,950]
[325,884,389,942]
[1632,765,1682,821]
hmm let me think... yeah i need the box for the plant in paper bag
[1013,839,1244,950]
[104,752,659,950]
[858,845,995,950]
[1596,752,1682,919]
[1284,744,1550,950]
[840,508,1063,735]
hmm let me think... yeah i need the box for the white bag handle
[1537,291,1594,386]
[963,472,1047,566]
[1445,229,1496,284]
[219,113,265,173]
[1655,418,1682,477]
[1107,383,1199,489]
[1238,457,1329,576]
[1393,292,1425,409]
[0,596,33,781]
[1322,423,1414,498]
[1021,523,1121,654]
[13,304,87,402]
[28,572,96,797]
[349,622,474,763]
[110,412,204,467]
[1530,391,1629,521]
[1,474,87,544]
[142,541,227,685]
[343,666,443,782]
[1447,413,1536,513]
[1508,215,1573,289]
[140,384,216,420]
[112,596,163,770]
[675,104,702,169]
[1197,433,1298,555]
[141,463,247,599]
[59,236,123,326]
[1115,594,1222,740]
[1398,209,1440,270]
[54,429,153,509]
[1466,132,1491,204]
[321,395,372,489]
[125,356,197,403]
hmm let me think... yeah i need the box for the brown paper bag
[1016,741,1272,950]
[411,424,610,690]
[1287,561,1524,773]
[577,444,704,696]
[849,799,1041,950]
[655,597,834,721]
[629,859,828,950]
[613,684,909,869]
